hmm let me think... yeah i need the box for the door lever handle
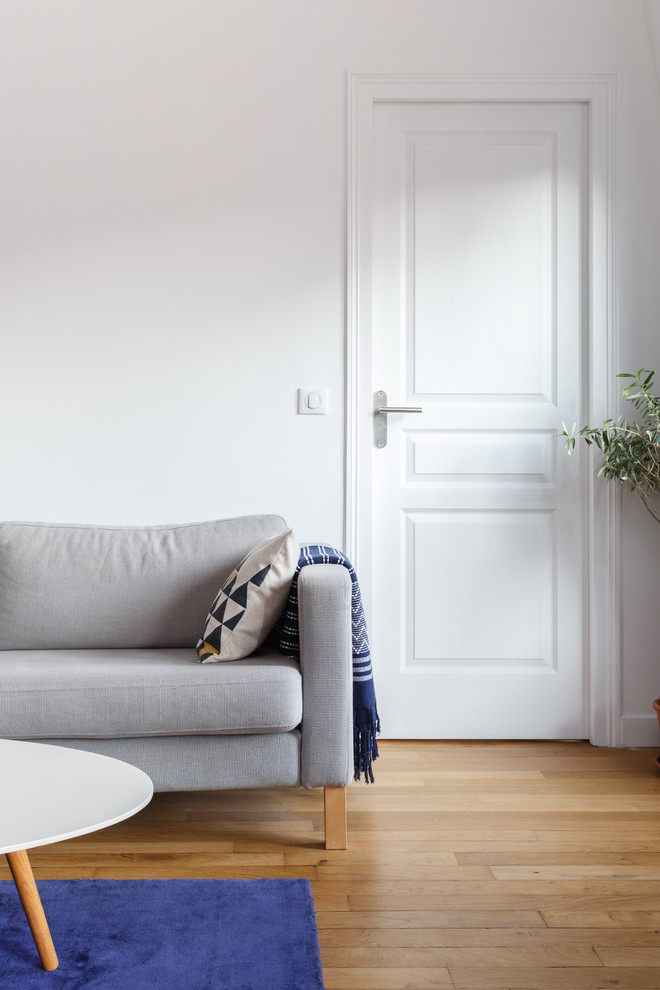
[373,391,422,448]
[376,406,423,414]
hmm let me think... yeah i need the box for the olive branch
[563,369,660,524]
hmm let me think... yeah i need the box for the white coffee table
[0,739,153,971]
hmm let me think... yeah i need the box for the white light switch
[297,387,328,415]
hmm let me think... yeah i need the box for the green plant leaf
[563,368,660,522]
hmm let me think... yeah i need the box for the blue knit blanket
[278,545,380,783]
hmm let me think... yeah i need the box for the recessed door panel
[410,134,554,400]
[405,430,556,485]
[406,510,555,667]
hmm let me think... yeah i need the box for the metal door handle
[373,390,422,448]
[376,406,423,414]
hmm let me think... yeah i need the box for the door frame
[345,74,619,746]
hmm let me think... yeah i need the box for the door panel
[368,100,586,738]
[407,511,554,665]
[409,133,553,398]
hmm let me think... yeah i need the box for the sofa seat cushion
[0,649,302,739]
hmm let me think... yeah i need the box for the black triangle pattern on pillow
[197,563,272,660]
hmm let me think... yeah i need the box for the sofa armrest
[297,563,353,789]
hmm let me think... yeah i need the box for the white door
[359,99,588,739]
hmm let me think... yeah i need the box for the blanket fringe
[354,707,381,784]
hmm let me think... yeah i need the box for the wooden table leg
[6,849,58,971]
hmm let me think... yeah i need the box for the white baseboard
[620,715,660,748]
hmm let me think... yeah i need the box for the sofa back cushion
[0,516,287,650]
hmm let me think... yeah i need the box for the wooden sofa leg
[324,786,347,849]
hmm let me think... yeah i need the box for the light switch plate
[297,387,328,415]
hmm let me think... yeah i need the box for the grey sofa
[0,516,353,848]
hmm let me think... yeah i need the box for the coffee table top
[0,739,153,855]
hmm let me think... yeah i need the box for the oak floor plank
[380,777,660,794]
[345,811,660,830]
[285,848,460,866]
[532,831,660,850]
[318,926,660,947]
[316,862,494,881]
[315,910,546,930]
[19,862,318,881]
[340,830,541,844]
[450,966,660,989]
[477,795,648,811]
[320,944,601,967]
[315,876,660,897]
[491,864,660,880]
[459,850,660,865]
[347,891,660,912]
[323,966,453,989]
[543,910,660,928]
[595,946,660,965]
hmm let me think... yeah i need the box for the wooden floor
[3,740,660,989]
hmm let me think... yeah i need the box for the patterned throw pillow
[196,529,298,663]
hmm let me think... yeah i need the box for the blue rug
[0,878,325,989]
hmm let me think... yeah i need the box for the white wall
[2,0,660,739]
